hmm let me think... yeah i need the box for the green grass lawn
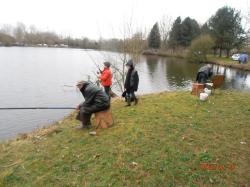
[208,56,236,63]
[0,91,250,186]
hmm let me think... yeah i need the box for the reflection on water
[137,56,195,92]
[138,55,250,93]
[0,47,249,140]
[212,65,250,91]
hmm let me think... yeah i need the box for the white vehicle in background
[231,53,240,61]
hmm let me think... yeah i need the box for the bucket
[191,83,204,96]
[200,93,209,101]
[204,88,212,95]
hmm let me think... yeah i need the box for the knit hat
[104,61,111,67]
[126,59,133,66]
[207,64,212,68]
[76,80,87,88]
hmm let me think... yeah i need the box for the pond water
[0,47,249,140]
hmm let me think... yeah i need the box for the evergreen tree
[168,17,200,48]
[201,22,211,34]
[148,22,161,49]
[180,17,200,46]
[208,6,246,57]
[168,17,182,49]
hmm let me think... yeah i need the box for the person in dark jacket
[124,59,139,106]
[196,64,213,83]
[76,81,110,129]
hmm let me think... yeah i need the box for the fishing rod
[63,85,74,87]
[0,107,76,110]
[84,50,102,73]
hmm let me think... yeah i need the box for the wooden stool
[211,75,225,89]
[95,109,114,129]
[191,83,204,96]
[205,75,225,94]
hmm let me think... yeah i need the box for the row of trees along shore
[147,6,250,61]
[0,23,100,49]
[0,6,250,61]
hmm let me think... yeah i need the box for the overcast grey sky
[0,0,249,39]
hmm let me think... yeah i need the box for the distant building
[59,44,68,48]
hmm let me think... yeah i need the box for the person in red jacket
[99,61,112,98]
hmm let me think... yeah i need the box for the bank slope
[0,91,250,186]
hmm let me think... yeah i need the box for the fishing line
[0,107,76,110]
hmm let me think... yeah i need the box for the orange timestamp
[200,163,236,171]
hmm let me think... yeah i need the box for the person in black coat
[124,59,139,106]
[76,81,110,129]
[196,64,213,83]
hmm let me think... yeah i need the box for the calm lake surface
[0,47,250,140]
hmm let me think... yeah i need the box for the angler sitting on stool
[76,80,110,129]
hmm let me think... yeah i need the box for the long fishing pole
[63,85,74,87]
[0,107,76,110]
[84,50,102,73]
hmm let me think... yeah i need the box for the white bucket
[200,93,209,101]
[204,88,212,95]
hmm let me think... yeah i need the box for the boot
[75,121,91,130]
[82,122,91,129]
[76,113,91,129]
[134,97,138,105]
[126,97,131,106]
[82,114,91,128]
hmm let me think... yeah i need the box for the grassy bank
[0,91,250,186]
[207,56,250,71]
[143,50,250,71]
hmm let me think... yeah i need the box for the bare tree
[159,15,173,49]
[0,32,15,46]
[108,21,146,92]
[0,24,15,46]
[92,21,146,93]
[24,25,38,45]
[14,22,26,44]
[0,24,14,36]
